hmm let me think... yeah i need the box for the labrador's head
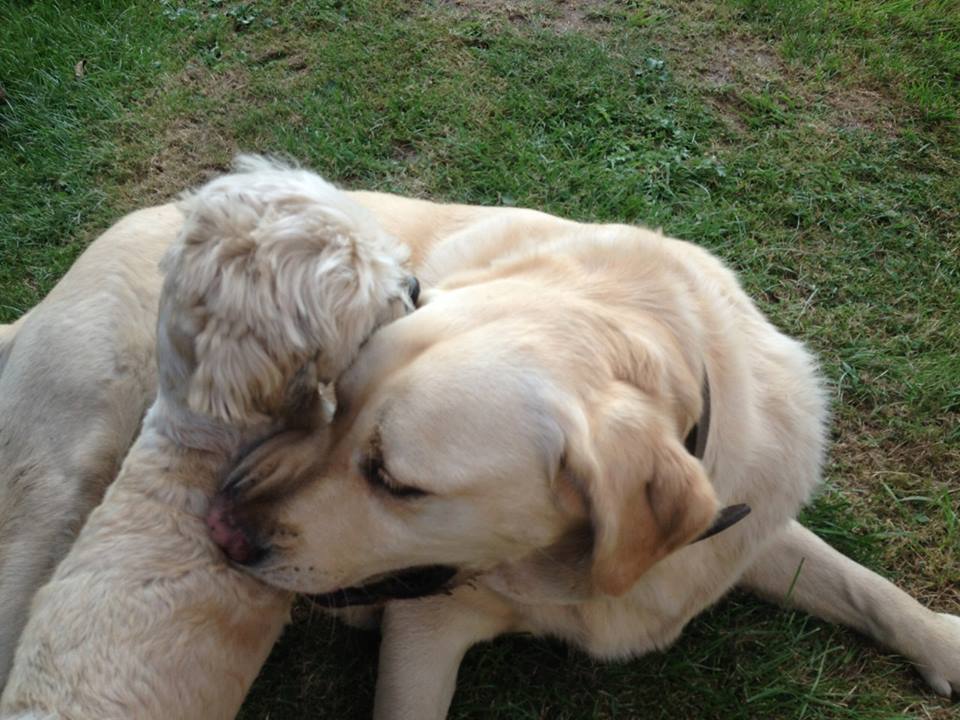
[210,254,722,603]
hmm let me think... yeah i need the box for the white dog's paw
[914,613,960,698]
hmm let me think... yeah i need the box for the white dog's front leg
[740,519,959,697]
[374,586,514,720]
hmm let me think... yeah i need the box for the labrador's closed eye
[360,431,428,499]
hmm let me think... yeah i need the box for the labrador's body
[0,191,956,718]
[219,195,960,718]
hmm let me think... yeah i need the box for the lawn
[1,0,957,718]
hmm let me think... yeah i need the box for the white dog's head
[156,155,417,434]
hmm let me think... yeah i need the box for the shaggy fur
[218,197,960,719]
[0,157,412,718]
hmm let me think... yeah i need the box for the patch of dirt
[822,87,899,134]
[827,411,960,610]
[695,34,781,89]
[436,0,617,34]
[438,0,906,136]
[253,47,310,74]
[117,63,250,206]
[650,0,904,138]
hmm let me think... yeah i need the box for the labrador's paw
[914,613,960,698]
[224,428,329,503]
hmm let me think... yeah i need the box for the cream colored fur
[224,200,960,719]
[0,186,955,718]
[0,206,175,688]
[0,157,412,717]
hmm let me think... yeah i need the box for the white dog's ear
[568,381,719,597]
[186,313,302,426]
[164,186,405,427]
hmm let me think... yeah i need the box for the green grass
[1,0,957,717]
[734,0,960,124]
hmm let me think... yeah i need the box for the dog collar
[683,372,711,460]
[685,370,752,543]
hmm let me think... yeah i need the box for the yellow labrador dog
[215,194,960,719]
[0,157,416,718]
[0,185,955,716]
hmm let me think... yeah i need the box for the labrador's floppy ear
[569,381,719,597]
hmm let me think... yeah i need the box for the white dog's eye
[360,453,427,499]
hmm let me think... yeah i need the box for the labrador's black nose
[404,275,420,306]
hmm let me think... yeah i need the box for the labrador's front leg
[374,586,515,720]
[740,519,960,698]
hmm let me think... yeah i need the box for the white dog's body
[0,159,414,717]
[0,189,956,718]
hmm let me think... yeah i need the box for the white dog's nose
[404,275,420,306]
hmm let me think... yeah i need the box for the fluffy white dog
[0,156,415,719]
